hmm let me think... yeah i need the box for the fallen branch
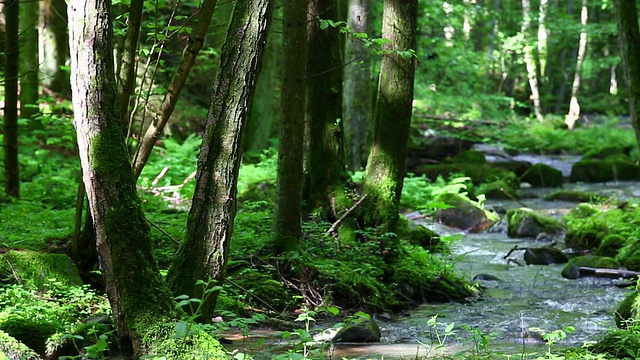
[578,267,640,279]
[325,194,368,236]
[500,187,529,208]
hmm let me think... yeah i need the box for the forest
[2,0,640,359]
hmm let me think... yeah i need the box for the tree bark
[614,0,640,151]
[272,0,308,253]
[306,0,350,212]
[166,0,273,322]
[566,0,588,129]
[68,0,224,357]
[4,0,20,198]
[362,0,418,232]
[20,0,40,128]
[343,0,372,172]
[117,0,144,130]
[131,0,218,179]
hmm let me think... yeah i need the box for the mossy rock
[505,208,566,238]
[0,250,81,289]
[569,158,640,182]
[332,314,381,343]
[543,190,603,203]
[435,193,497,233]
[0,315,58,355]
[596,234,627,258]
[488,160,532,177]
[520,163,563,187]
[592,329,640,359]
[445,150,486,164]
[560,255,620,279]
[564,203,600,220]
[400,224,441,252]
[0,330,41,360]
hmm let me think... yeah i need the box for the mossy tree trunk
[362,0,418,233]
[68,1,224,357]
[272,0,308,253]
[343,0,372,172]
[305,0,350,213]
[614,0,640,152]
[166,0,273,322]
[4,0,20,198]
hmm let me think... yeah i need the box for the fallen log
[577,267,640,279]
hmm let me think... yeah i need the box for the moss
[596,234,627,258]
[475,179,521,200]
[544,190,603,202]
[402,224,442,252]
[520,163,563,187]
[564,207,625,249]
[569,158,640,182]
[0,315,58,354]
[617,240,640,271]
[0,330,40,360]
[506,208,565,238]
[0,250,81,289]
[614,291,638,328]
[140,321,226,359]
[412,164,520,190]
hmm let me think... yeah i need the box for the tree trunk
[362,0,418,232]
[272,0,308,253]
[68,1,224,357]
[537,0,548,77]
[40,0,70,96]
[343,0,372,172]
[305,0,350,212]
[245,14,281,157]
[166,0,273,322]
[566,0,588,129]
[131,0,217,179]
[116,0,144,129]
[521,0,544,122]
[4,0,20,198]
[20,0,40,128]
[614,0,640,151]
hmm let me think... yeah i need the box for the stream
[228,154,640,359]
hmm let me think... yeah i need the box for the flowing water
[227,172,640,358]
[327,181,640,359]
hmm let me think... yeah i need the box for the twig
[500,187,529,208]
[147,219,181,245]
[324,194,368,235]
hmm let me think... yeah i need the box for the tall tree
[131,0,218,178]
[521,0,544,121]
[272,0,308,253]
[614,0,640,151]
[166,0,274,321]
[566,0,589,129]
[40,0,70,96]
[20,0,40,128]
[68,0,225,357]
[343,0,372,171]
[4,0,20,198]
[306,0,350,212]
[362,0,418,232]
